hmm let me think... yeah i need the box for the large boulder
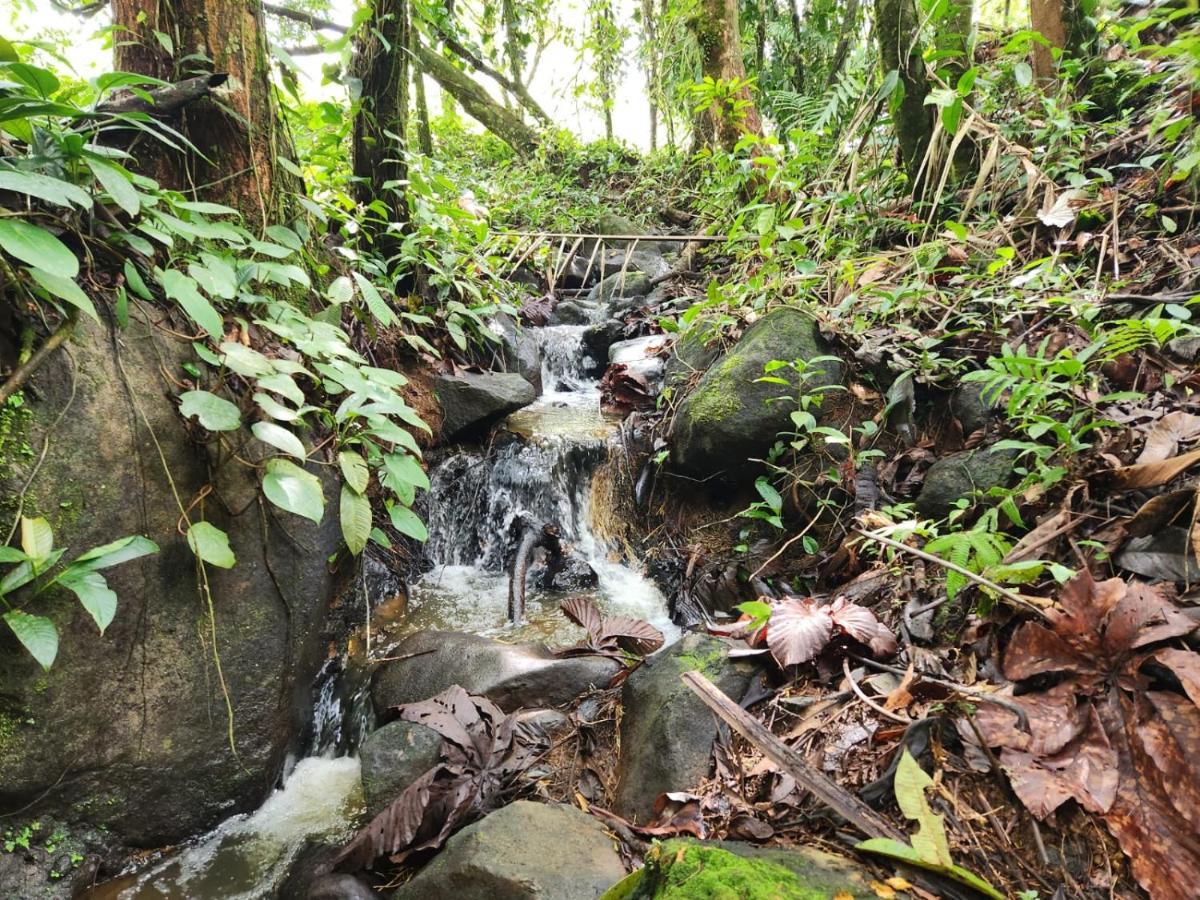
[915,446,1019,519]
[435,372,536,440]
[393,801,625,900]
[372,632,621,713]
[613,634,758,821]
[491,314,543,394]
[604,838,875,899]
[671,309,843,480]
[0,306,341,847]
[359,721,444,817]
[587,270,654,306]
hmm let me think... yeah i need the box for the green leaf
[161,269,223,339]
[894,750,953,868]
[72,535,158,570]
[4,610,58,670]
[754,478,783,513]
[0,546,27,563]
[84,156,141,217]
[257,373,305,406]
[220,341,275,377]
[1014,61,1033,88]
[388,503,428,542]
[252,421,306,459]
[857,839,1004,899]
[327,275,353,304]
[186,521,236,568]
[338,450,369,493]
[0,168,93,209]
[179,390,242,431]
[0,220,77,277]
[352,271,396,326]
[123,260,153,300]
[263,458,325,523]
[20,516,52,561]
[340,485,371,555]
[28,268,98,321]
[57,568,118,632]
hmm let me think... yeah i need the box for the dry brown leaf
[1125,489,1194,537]
[1102,447,1200,491]
[1135,411,1200,464]
[884,661,916,712]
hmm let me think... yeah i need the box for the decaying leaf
[600,362,655,414]
[973,571,1200,898]
[1100,446,1200,491]
[558,595,665,658]
[764,595,896,668]
[1135,411,1200,464]
[335,685,545,870]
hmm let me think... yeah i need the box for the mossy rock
[602,839,875,899]
[915,445,1019,519]
[671,309,843,482]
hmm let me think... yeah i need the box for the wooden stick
[493,230,741,243]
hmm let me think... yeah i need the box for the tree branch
[0,311,79,407]
[263,2,347,33]
[96,73,228,117]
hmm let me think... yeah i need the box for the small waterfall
[534,325,597,394]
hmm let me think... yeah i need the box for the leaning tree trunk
[688,0,763,152]
[411,34,435,157]
[352,0,410,233]
[111,0,293,229]
[1030,0,1096,84]
[413,41,540,154]
[875,0,934,188]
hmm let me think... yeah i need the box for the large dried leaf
[1135,411,1200,464]
[975,682,1087,757]
[1154,648,1200,707]
[557,596,664,658]
[561,595,603,637]
[766,597,833,667]
[999,706,1117,818]
[1102,446,1200,491]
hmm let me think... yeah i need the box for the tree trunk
[110,0,293,229]
[826,0,863,87]
[875,0,933,187]
[688,0,763,151]
[1030,0,1095,83]
[410,28,434,156]
[641,0,658,151]
[413,41,540,153]
[352,0,409,232]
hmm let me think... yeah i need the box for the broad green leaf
[263,458,325,523]
[327,275,353,304]
[4,610,58,670]
[28,268,98,321]
[0,220,77,276]
[265,224,302,250]
[0,168,93,209]
[352,271,395,326]
[8,62,60,96]
[254,392,304,422]
[0,546,27,563]
[252,421,306,459]
[123,260,153,300]
[894,750,953,868]
[381,451,429,504]
[72,535,158,570]
[85,156,141,217]
[220,341,275,377]
[340,485,371,555]
[338,450,369,493]
[161,269,223,339]
[753,478,782,513]
[186,521,236,568]
[857,839,1004,900]
[388,503,428,542]
[57,568,118,632]
[1014,61,1033,88]
[189,261,237,300]
[179,389,242,431]
[257,373,305,406]
[20,516,52,561]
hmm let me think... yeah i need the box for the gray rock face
[0,305,340,846]
[950,383,997,434]
[307,874,381,900]
[586,270,653,306]
[435,372,536,440]
[491,314,542,394]
[614,634,757,821]
[582,319,626,362]
[671,309,843,481]
[548,299,596,325]
[372,632,621,713]
[595,249,671,282]
[392,801,625,900]
[915,446,1019,519]
[359,721,444,817]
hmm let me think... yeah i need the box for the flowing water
[88,320,674,898]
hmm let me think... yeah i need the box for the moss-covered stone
[671,309,843,482]
[915,445,1020,519]
[603,839,875,899]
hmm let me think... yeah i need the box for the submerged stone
[602,839,874,899]
[671,309,843,481]
[393,800,625,899]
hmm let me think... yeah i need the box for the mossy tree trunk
[1030,0,1096,83]
[874,0,934,187]
[688,0,763,152]
[352,0,410,235]
[111,0,294,229]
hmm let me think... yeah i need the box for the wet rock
[0,816,107,900]
[587,270,654,306]
[609,336,672,390]
[950,383,998,434]
[671,309,843,481]
[435,372,537,440]
[915,445,1020,519]
[359,721,444,817]
[392,800,625,899]
[0,304,341,846]
[583,318,626,363]
[549,299,595,325]
[372,632,621,713]
[308,874,381,899]
[491,314,543,394]
[614,634,758,821]
[610,838,875,899]
[595,249,671,283]
[532,550,599,591]
[663,328,721,388]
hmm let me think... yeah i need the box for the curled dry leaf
[600,363,655,414]
[972,571,1200,898]
[1099,446,1200,491]
[1134,411,1200,465]
[558,595,665,658]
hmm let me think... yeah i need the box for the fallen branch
[97,73,229,117]
[0,311,78,406]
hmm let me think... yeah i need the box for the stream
[86,319,674,898]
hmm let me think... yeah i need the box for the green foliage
[0,517,157,670]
